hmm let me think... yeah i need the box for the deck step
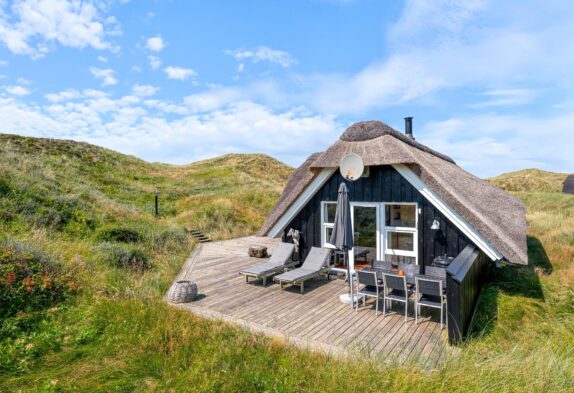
[186,228,212,243]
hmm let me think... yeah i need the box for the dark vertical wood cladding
[446,245,489,344]
[564,174,574,195]
[282,165,472,267]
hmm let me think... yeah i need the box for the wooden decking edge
[170,303,352,359]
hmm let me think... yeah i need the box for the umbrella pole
[346,249,354,309]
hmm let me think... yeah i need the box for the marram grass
[0,134,573,392]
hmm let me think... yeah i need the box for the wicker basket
[167,280,198,303]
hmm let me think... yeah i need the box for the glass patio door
[350,203,380,271]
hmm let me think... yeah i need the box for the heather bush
[0,243,73,319]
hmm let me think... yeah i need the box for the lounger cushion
[273,247,331,284]
[239,243,296,278]
[274,268,318,283]
[268,243,295,265]
[240,263,284,277]
[300,247,331,271]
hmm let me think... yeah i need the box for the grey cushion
[240,262,284,276]
[240,243,295,277]
[274,247,331,283]
[300,247,331,271]
[274,268,318,283]
[268,243,295,266]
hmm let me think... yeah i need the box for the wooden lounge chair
[239,243,296,286]
[273,247,332,293]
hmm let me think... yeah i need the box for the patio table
[360,267,447,288]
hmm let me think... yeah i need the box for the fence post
[154,191,159,218]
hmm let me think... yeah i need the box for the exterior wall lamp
[431,218,441,230]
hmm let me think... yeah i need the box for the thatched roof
[259,120,528,265]
[563,175,574,194]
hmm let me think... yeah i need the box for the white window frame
[321,200,419,270]
[382,202,418,264]
[320,201,337,249]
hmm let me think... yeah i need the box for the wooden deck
[171,236,450,369]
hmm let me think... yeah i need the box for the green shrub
[99,243,151,271]
[96,226,143,243]
[152,227,188,252]
[0,177,10,196]
[0,242,73,319]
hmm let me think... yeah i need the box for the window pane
[325,226,333,244]
[387,231,414,251]
[353,206,377,263]
[324,203,337,224]
[385,204,416,227]
[353,206,377,248]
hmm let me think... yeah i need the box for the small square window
[385,204,416,228]
[386,231,414,252]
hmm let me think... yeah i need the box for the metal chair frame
[382,273,409,322]
[415,277,447,329]
[356,270,384,315]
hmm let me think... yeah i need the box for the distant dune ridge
[487,168,570,193]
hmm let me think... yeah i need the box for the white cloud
[132,84,159,97]
[97,55,108,63]
[184,88,242,112]
[281,0,574,116]
[469,88,539,108]
[421,113,574,177]
[225,46,296,67]
[45,88,80,102]
[89,67,117,86]
[0,93,339,167]
[5,85,30,96]
[302,55,442,114]
[0,0,120,57]
[237,63,245,73]
[148,55,161,70]
[131,65,142,73]
[145,36,165,52]
[164,66,196,81]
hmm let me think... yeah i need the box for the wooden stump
[248,245,268,258]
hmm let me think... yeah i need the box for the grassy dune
[1,135,573,392]
[488,168,569,193]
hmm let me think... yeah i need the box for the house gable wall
[282,165,473,268]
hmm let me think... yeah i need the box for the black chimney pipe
[404,117,414,140]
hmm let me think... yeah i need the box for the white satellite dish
[339,153,364,181]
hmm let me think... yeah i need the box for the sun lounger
[273,247,332,293]
[239,243,296,286]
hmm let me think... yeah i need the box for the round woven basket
[167,280,198,303]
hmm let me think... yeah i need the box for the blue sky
[0,0,573,177]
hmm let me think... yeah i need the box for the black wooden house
[259,120,527,343]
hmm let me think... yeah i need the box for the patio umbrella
[329,182,355,308]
